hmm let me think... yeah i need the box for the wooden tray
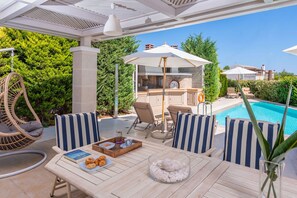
[92,137,142,158]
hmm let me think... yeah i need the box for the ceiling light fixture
[103,3,123,36]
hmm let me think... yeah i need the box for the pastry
[94,158,101,166]
[86,163,96,169]
[98,155,106,161]
[85,157,95,165]
[98,160,106,167]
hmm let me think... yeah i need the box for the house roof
[1,0,297,40]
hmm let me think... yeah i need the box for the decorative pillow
[28,128,43,137]
[0,123,12,133]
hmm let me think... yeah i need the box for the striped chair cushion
[55,112,100,151]
[172,113,216,154]
[224,117,280,169]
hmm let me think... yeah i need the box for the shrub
[93,37,139,115]
[228,78,297,106]
[0,28,78,125]
[219,74,228,97]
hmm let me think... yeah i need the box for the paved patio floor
[1,97,297,198]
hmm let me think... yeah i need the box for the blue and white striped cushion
[172,113,216,154]
[55,112,100,151]
[224,117,279,169]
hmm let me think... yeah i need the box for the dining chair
[127,102,162,138]
[50,111,100,198]
[223,116,279,169]
[171,112,217,156]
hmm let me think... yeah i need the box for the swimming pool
[216,102,297,135]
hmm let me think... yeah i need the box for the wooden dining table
[45,138,297,198]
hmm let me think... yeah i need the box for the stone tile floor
[1,97,297,198]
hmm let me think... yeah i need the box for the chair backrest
[227,87,236,93]
[133,102,155,124]
[167,105,193,126]
[242,87,251,94]
[55,112,100,151]
[224,116,279,169]
[172,112,216,154]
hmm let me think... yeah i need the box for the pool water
[216,102,297,135]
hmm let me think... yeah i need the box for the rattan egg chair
[0,72,47,179]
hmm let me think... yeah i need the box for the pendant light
[103,3,123,36]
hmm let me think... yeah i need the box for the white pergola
[1,0,297,113]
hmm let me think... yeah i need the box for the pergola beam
[0,0,47,25]
[7,17,82,38]
[136,0,176,18]
[38,5,108,24]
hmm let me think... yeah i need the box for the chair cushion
[224,117,279,169]
[55,112,100,151]
[10,121,43,132]
[0,123,12,133]
[173,113,216,154]
[28,128,43,137]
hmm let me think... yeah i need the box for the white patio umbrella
[283,45,297,55]
[123,44,211,130]
[222,66,256,80]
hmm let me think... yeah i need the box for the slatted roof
[1,0,297,41]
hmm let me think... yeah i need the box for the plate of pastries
[79,155,112,172]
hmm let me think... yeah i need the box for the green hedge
[228,77,297,106]
[219,74,228,97]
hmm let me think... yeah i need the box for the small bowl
[148,151,190,183]
[98,142,115,150]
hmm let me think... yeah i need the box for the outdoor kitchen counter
[136,88,202,113]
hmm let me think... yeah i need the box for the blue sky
[136,5,297,74]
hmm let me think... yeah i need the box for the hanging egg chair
[0,48,46,179]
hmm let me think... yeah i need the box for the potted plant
[238,83,297,198]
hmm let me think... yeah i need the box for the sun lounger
[242,87,255,98]
[227,87,239,98]
[127,102,162,138]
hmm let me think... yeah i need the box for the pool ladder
[197,101,213,115]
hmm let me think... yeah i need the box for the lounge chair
[167,105,193,126]
[127,102,162,138]
[170,112,216,156]
[50,112,101,197]
[222,116,279,169]
[227,87,239,98]
[242,87,255,98]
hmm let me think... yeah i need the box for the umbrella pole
[162,57,167,133]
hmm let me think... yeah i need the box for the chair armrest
[203,147,216,157]
[212,148,224,158]
[52,146,65,154]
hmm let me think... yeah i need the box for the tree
[274,69,294,80]
[181,34,220,102]
[0,28,78,125]
[93,37,139,115]
[219,74,228,97]
[223,65,230,70]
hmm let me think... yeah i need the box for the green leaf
[271,130,297,162]
[238,84,270,160]
[269,82,292,160]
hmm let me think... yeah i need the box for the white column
[70,37,100,113]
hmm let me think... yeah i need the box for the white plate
[79,158,112,173]
[98,142,115,150]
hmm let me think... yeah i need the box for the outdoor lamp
[103,3,123,36]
